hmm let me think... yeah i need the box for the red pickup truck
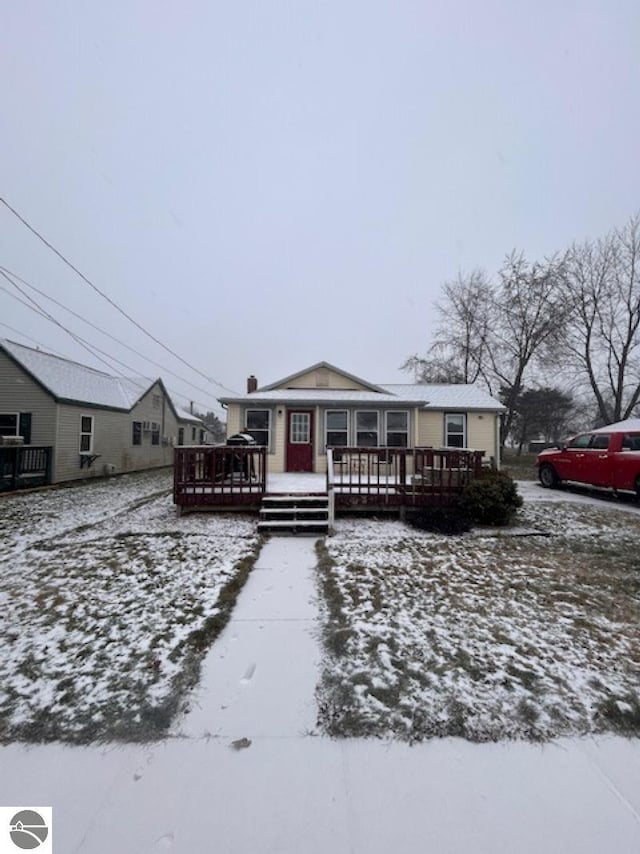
[535,423,640,495]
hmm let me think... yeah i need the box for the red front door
[286,410,314,472]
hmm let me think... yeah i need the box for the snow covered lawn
[0,470,261,743]
[317,499,640,742]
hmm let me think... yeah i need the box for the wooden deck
[174,445,485,518]
[0,445,53,492]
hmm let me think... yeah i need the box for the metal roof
[219,382,505,411]
[0,338,191,418]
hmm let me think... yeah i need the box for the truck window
[568,434,591,449]
[622,434,640,451]
[590,434,610,450]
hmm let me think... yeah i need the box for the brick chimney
[247,375,258,393]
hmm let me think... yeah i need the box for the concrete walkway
[2,535,640,853]
[177,536,321,740]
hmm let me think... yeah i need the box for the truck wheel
[539,464,559,489]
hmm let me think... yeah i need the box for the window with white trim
[385,411,408,447]
[80,415,94,453]
[325,410,348,449]
[0,413,19,437]
[132,421,142,446]
[245,409,271,447]
[444,413,466,448]
[356,411,379,446]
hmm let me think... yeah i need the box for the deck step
[261,494,328,505]
[260,509,328,519]
[257,519,328,534]
[258,492,329,535]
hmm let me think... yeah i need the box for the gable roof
[258,361,387,394]
[218,361,505,411]
[0,338,182,415]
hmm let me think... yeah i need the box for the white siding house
[0,339,207,485]
[219,361,505,474]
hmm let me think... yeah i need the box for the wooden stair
[258,494,329,535]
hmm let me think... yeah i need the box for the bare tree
[489,252,567,443]
[558,215,640,424]
[402,269,493,385]
[405,254,565,446]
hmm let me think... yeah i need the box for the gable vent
[315,369,329,387]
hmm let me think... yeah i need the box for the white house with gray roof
[219,361,505,474]
[0,339,207,486]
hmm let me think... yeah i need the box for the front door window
[290,412,310,443]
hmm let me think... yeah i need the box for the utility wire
[0,264,231,407]
[1,270,150,387]
[0,196,239,395]
[0,304,222,416]
[0,320,69,357]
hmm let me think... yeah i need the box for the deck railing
[173,445,267,508]
[327,446,485,507]
[0,445,53,492]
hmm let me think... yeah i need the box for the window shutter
[19,412,32,445]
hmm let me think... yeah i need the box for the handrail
[173,444,267,506]
[326,447,335,532]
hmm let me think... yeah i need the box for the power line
[0,264,231,408]
[0,196,239,395]
[0,314,223,417]
[1,275,224,414]
[0,320,70,357]
[1,269,143,380]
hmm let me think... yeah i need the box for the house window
[199,429,205,444]
[245,409,271,446]
[191,426,197,442]
[151,423,160,446]
[356,411,379,446]
[178,427,184,446]
[132,421,142,446]
[80,415,94,453]
[445,413,466,448]
[385,411,408,447]
[0,413,19,437]
[325,410,348,449]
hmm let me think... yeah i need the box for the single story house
[219,361,505,473]
[0,338,208,487]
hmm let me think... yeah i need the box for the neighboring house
[0,339,207,485]
[175,407,212,446]
[219,361,505,473]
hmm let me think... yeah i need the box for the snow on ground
[0,470,260,743]
[317,492,640,742]
[1,529,640,854]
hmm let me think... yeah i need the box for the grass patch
[0,472,264,745]
[316,507,640,743]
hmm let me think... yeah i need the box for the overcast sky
[2,1,640,416]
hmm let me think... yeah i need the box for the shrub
[459,469,523,526]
